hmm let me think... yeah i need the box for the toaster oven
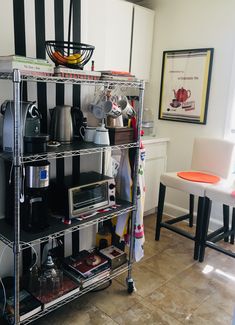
[49,171,116,219]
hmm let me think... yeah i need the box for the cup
[122,102,135,119]
[107,102,122,119]
[94,124,110,145]
[84,126,96,142]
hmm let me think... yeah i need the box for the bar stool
[155,137,235,260]
[199,184,235,262]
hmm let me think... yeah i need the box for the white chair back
[191,137,235,179]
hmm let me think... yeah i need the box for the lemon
[66,54,78,64]
[74,53,82,63]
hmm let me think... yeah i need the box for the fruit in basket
[66,53,81,64]
[74,53,82,63]
[52,51,67,64]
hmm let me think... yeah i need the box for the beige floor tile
[116,263,166,297]
[182,300,233,325]
[34,302,117,325]
[143,246,195,282]
[78,280,142,319]
[145,282,204,323]
[167,263,217,301]
[113,300,182,325]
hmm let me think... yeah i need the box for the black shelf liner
[0,199,132,244]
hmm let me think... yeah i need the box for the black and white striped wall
[0,0,81,130]
[0,0,99,274]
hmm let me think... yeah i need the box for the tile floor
[34,214,235,325]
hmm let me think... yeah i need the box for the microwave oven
[49,171,116,219]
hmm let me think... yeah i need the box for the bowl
[45,40,95,69]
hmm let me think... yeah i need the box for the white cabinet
[143,138,169,214]
[81,0,133,71]
[130,5,155,82]
[81,0,155,80]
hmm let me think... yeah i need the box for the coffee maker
[5,160,50,233]
[1,100,41,152]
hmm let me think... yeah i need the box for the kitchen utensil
[106,115,123,128]
[25,161,50,189]
[50,105,83,143]
[50,105,73,143]
[71,106,87,140]
[24,134,50,154]
[94,124,110,145]
[84,126,96,142]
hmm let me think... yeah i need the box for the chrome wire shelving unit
[0,71,145,325]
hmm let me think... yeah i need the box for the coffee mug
[84,126,96,142]
[107,102,122,118]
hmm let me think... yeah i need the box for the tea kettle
[173,87,191,103]
[49,105,85,143]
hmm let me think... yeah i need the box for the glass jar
[142,108,154,136]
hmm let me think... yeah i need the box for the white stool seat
[160,171,221,197]
[206,183,235,207]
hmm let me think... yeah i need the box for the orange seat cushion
[177,171,220,183]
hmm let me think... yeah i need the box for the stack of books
[54,66,101,80]
[100,70,136,81]
[31,274,80,309]
[62,250,110,289]
[4,289,42,323]
[0,55,54,76]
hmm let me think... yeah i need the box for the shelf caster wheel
[126,278,136,294]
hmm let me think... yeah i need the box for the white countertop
[142,136,170,144]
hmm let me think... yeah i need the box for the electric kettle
[49,105,83,143]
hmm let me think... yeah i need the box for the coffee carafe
[21,160,50,233]
[5,160,50,233]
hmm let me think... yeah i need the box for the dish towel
[115,149,133,237]
[134,143,146,262]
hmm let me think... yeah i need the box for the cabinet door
[143,141,167,213]
[81,0,133,71]
[131,5,155,81]
[81,0,107,71]
[144,157,165,212]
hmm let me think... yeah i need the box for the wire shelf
[20,263,130,324]
[0,72,145,89]
[0,202,135,250]
[0,142,139,163]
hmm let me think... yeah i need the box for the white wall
[141,0,235,222]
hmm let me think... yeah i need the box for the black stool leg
[223,204,229,242]
[155,183,166,241]
[189,194,194,227]
[194,196,205,260]
[230,207,235,245]
[199,197,212,262]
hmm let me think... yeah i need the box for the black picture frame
[158,48,214,124]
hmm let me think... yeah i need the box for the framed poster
[158,48,214,124]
